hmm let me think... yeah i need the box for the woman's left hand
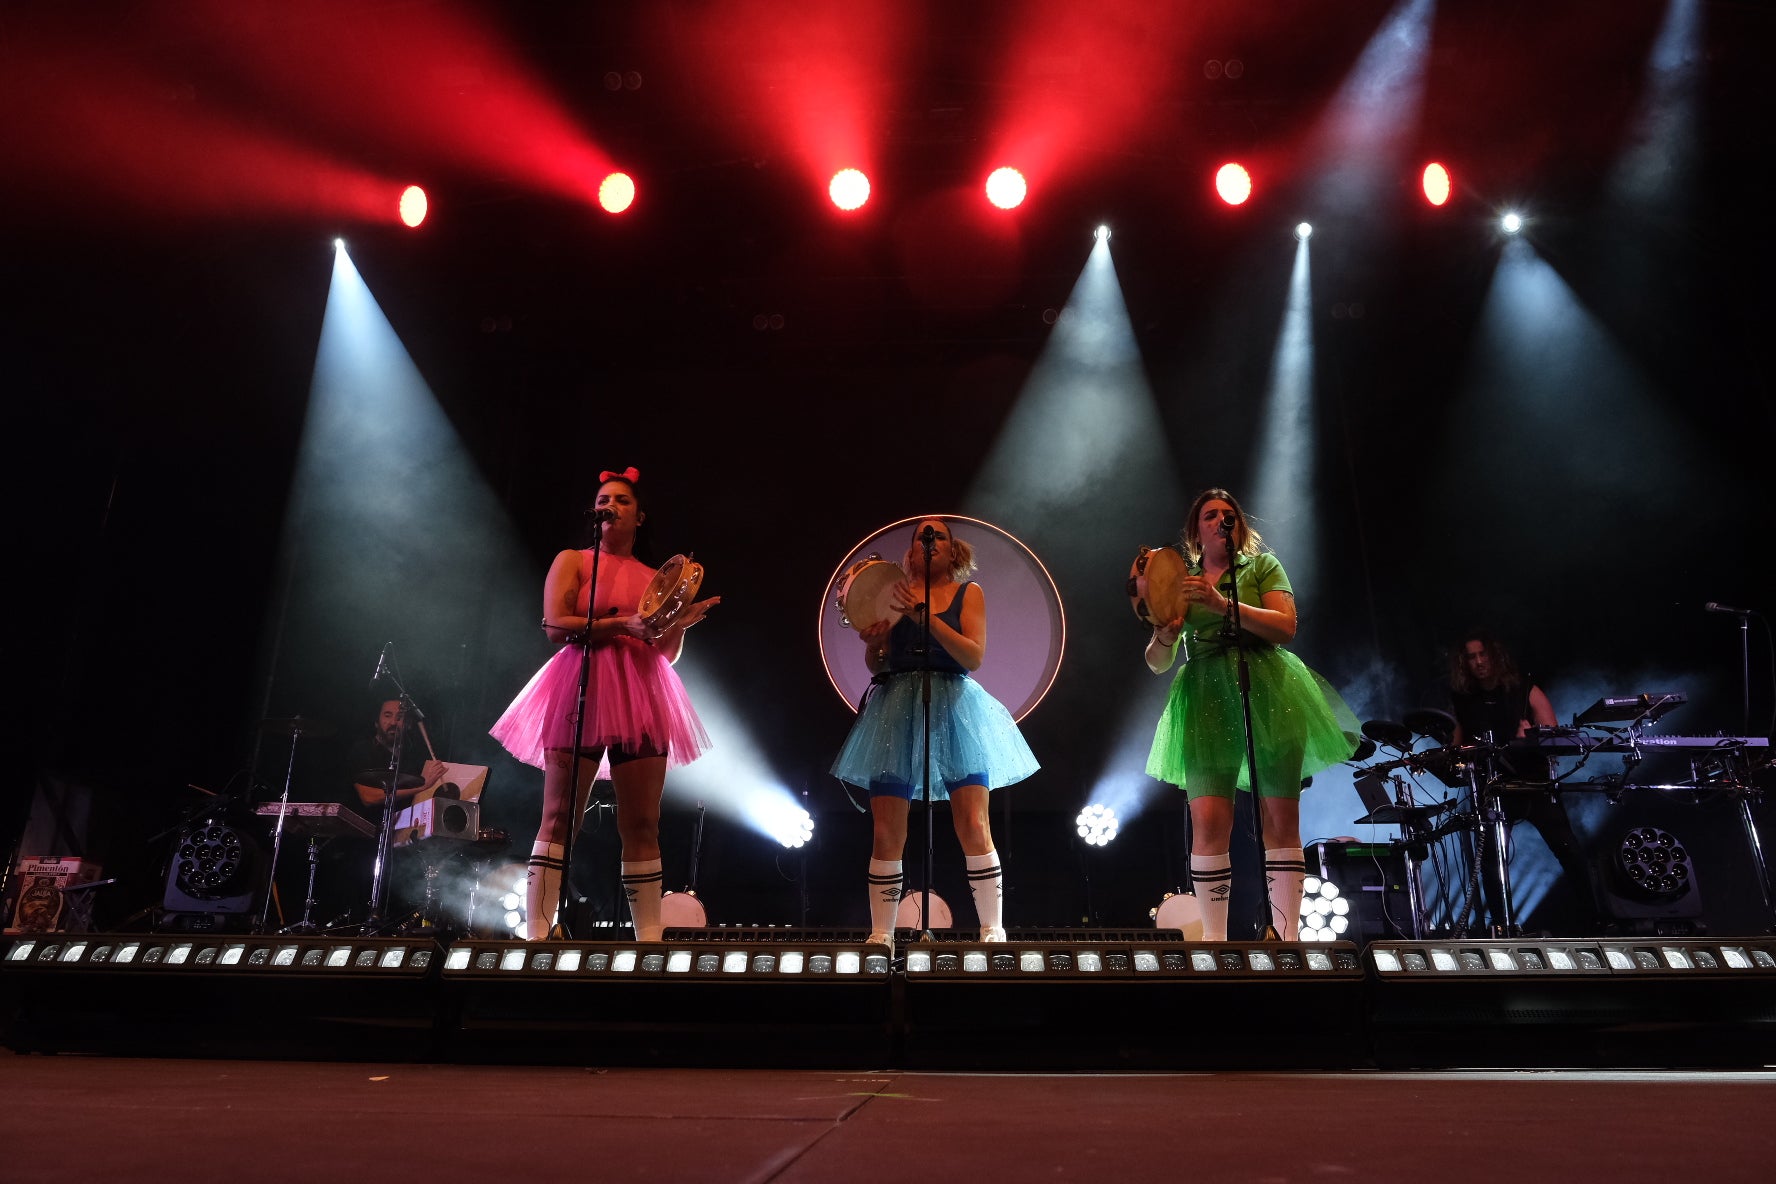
[888,578,926,617]
[668,596,721,633]
[1180,574,1229,614]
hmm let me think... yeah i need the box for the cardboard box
[6,856,104,935]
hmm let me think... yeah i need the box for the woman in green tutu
[1144,488,1360,941]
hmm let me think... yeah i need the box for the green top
[1183,551,1292,655]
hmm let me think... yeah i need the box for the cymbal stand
[1388,774,1431,940]
[256,717,319,933]
[280,836,326,935]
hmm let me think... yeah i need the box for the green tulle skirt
[1146,641,1361,799]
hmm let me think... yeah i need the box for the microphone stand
[916,527,937,945]
[365,654,427,933]
[555,514,607,940]
[1217,521,1275,940]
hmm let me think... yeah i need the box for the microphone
[1705,601,1754,616]
[1217,510,1235,535]
[370,642,391,687]
[586,507,616,524]
[920,525,936,549]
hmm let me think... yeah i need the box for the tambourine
[834,556,907,632]
[1127,545,1189,628]
[638,553,705,639]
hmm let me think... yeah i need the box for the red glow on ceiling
[671,0,915,191]
[988,1,1196,191]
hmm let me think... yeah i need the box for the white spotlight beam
[669,661,814,846]
[1250,236,1318,591]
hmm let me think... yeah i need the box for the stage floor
[3,1049,1771,1182]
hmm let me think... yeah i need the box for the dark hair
[1449,632,1522,693]
[582,473,644,548]
[1181,488,1264,565]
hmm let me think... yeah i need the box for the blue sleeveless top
[885,582,973,676]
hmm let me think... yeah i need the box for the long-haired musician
[1143,488,1361,941]
[1449,630,1598,934]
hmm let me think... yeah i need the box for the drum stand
[256,717,325,934]
[1460,748,1518,937]
[281,836,327,935]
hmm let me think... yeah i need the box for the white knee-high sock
[966,850,1004,936]
[524,841,565,941]
[1191,853,1234,941]
[1265,847,1307,939]
[867,858,903,939]
[622,859,665,941]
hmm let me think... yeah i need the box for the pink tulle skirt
[489,639,711,770]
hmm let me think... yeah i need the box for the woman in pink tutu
[490,467,718,940]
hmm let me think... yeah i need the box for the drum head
[639,554,704,632]
[1129,545,1189,628]
[895,890,952,930]
[1152,892,1204,941]
[820,515,1065,722]
[660,890,707,928]
[837,558,906,632]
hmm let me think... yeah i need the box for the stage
[3,1050,1772,1183]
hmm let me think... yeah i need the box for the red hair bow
[598,467,641,483]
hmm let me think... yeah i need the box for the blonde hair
[902,518,977,582]
[1181,488,1264,566]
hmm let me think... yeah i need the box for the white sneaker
[867,931,894,955]
[980,926,1007,942]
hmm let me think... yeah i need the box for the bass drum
[1151,891,1204,941]
[660,890,707,929]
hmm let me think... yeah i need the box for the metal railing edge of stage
[4,931,1776,1070]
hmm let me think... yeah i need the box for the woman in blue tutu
[1145,489,1360,941]
[832,517,1039,949]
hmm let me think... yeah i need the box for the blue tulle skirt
[831,671,1039,801]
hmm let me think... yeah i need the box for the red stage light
[985,167,1027,210]
[1215,163,1252,206]
[1422,162,1451,207]
[829,168,871,211]
[398,185,428,227]
[598,172,636,214]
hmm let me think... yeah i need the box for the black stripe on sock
[621,871,665,885]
